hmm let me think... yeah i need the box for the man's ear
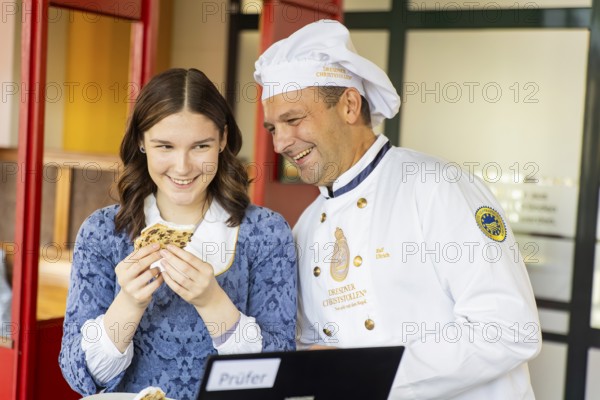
[341,87,362,124]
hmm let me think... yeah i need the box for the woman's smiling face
[143,110,226,219]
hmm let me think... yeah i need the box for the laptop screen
[197,346,404,400]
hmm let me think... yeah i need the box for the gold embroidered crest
[475,206,507,242]
[330,228,350,282]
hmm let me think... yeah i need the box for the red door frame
[1,1,158,399]
[252,0,343,226]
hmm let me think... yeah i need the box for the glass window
[400,29,589,303]
[235,31,261,165]
[350,30,389,134]
[408,0,591,10]
[515,235,574,302]
[586,348,600,399]
[593,194,600,328]
[241,0,392,13]
[538,309,569,334]
[345,0,391,11]
[241,0,263,14]
[591,243,600,328]
[529,342,567,400]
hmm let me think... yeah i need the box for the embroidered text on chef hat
[254,19,400,127]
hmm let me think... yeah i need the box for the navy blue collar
[326,141,392,199]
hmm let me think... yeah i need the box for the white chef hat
[254,19,400,127]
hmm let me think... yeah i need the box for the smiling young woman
[59,68,297,400]
[116,68,249,237]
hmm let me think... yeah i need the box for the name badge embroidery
[376,247,390,259]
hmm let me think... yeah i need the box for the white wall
[170,0,227,90]
[236,31,260,163]
[44,7,68,149]
[410,0,591,8]
[0,2,21,147]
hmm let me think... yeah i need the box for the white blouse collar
[142,194,239,275]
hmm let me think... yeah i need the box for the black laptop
[197,346,404,400]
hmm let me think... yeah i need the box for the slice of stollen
[134,223,193,251]
[132,386,166,400]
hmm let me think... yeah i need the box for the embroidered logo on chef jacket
[330,227,350,281]
[475,206,506,242]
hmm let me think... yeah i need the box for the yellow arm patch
[475,206,507,242]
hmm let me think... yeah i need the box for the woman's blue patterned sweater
[59,204,297,400]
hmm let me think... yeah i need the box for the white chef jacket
[295,135,541,400]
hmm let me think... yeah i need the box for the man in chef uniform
[254,19,541,399]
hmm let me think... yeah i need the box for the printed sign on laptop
[205,358,281,392]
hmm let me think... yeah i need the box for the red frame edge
[14,0,48,399]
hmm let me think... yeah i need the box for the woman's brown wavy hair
[115,68,250,239]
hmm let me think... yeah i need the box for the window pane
[538,309,569,335]
[400,29,588,303]
[516,235,573,302]
[586,348,600,400]
[408,0,591,10]
[529,342,567,400]
[401,29,587,186]
[241,0,263,14]
[345,0,391,11]
[591,244,600,328]
[351,30,389,134]
[236,31,261,164]
[594,195,600,328]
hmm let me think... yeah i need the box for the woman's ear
[220,126,228,152]
[341,88,362,124]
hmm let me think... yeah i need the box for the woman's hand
[114,243,164,309]
[158,244,221,308]
[160,245,240,338]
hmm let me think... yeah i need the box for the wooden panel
[62,12,131,154]
[49,0,142,20]
[0,147,122,169]
[0,148,121,249]
[37,284,68,321]
[155,0,173,74]
[40,165,57,249]
[52,167,71,247]
[0,161,18,244]
[68,168,119,243]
